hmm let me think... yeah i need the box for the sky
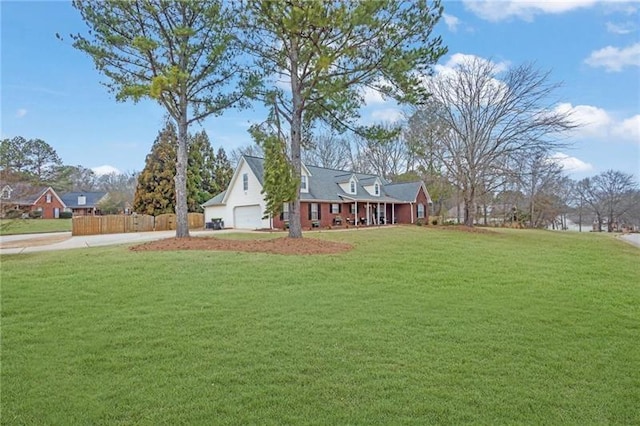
[1,0,639,180]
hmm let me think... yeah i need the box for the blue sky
[1,0,639,179]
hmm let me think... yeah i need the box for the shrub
[59,211,73,219]
[416,218,424,226]
[28,210,42,219]
[4,210,23,219]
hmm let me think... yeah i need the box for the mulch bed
[130,236,353,255]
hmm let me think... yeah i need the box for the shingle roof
[203,156,428,205]
[201,190,226,207]
[0,183,49,205]
[60,191,108,208]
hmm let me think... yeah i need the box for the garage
[233,205,263,229]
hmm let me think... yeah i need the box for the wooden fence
[72,213,204,236]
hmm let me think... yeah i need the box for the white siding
[203,158,271,229]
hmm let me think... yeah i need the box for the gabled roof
[0,182,53,205]
[201,155,430,206]
[60,191,108,208]
[202,190,226,207]
[384,181,430,203]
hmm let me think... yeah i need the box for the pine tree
[212,147,233,196]
[133,123,178,216]
[188,130,216,211]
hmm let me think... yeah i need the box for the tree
[353,124,407,180]
[25,139,63,182]
[211,147,233,196]
[50,165,97,192]
[240,0,446,237]
[96,171,138,214]
[578,170,639,232]
[133,123,178,216]
[188,130,216,210]
[71,0,255,237]
[0,136,62,183]
[422,57,575,226]
[302,131,352,171]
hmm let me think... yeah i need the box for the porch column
[366,202,370,225]
[355,201,358,227]
[411,202,414,224]
[392,203,395,224]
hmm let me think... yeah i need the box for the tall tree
[240,0,446,237]
[423,57,575,226]
[133,123,178,216]
[25,138,63,182]
[578,170,639,232]
[0,136,31,177]
[96,171,138,214]
[302,131,352,171]
[211,147,233,196]
[71,0,255,238]
[50,165,97,192]
[188,130,216,210]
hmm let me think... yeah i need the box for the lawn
[0,218,72,235]
[2,227,639,424]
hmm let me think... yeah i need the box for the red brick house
[0,183,65,219]
[202,156,431,229]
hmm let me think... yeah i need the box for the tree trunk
[174,112,190,239]
[463,188,475,227]
[287,38,303,238]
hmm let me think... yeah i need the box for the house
[0,183,66,219]
[59,191,108,216]
[202,156,431,230]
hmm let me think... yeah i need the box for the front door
[54,208,60,219]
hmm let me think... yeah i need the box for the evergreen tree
[133,123,177,216]
[188,130,216,211]
[212,147,233,196]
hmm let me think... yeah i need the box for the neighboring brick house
[202,155,431,230]
[0,183,65,219]
[59,192,108,216]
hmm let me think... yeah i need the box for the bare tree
[423,57,575,226]
[578,170,639,232]
[303,131,352,171]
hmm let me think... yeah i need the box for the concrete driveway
[620,233,640,249]
[0,229,241,255]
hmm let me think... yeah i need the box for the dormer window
[78,195,86,206]
[1,186,12,199]
[374,183,379,196]
[350,180,356,194]
[301,175,308,192]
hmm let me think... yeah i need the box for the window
[78,195,86,206]
[350,180,356,194]
[374,183,379,196]
[46,193,52,203]
[243,173,248,191]
[309,203,320,221]
[417,203,425,219]
[331,203,341,214]
[301,175,307,191]
[1,186,12,199]
[351,203,356,214]
[282,203,289,221]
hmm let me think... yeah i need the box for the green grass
[0,218,71,235]
[2,227,639,424]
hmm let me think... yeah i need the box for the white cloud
[442,13,460,32]
[16,108,27,118]
[555,103,639,143]
[463,0,598,22]
[584,43,640,72]
[549,152,594,172]
[606,21,637,34]
[555,103,612,138]
[371,108,403,123]
[613,114,640,142]
[435,53,510,75]
[92,165,121,176]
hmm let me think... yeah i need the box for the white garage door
[233,205,263,229]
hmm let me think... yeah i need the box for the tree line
[65,1,637,237]
[0,127,233,216]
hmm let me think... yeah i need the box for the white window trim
[242,173,249,191]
